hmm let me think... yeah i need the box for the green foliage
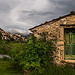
[0,32,2,43]
[42,63,75,75]
[0,60,23,75]
[10,34,55,74]
[0,41,11,55]
[2,56,10,61]
[0,40,24,55]
[10,38,14,41]
[0,32,1,35]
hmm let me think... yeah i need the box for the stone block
[60,27,64,41]
[60,50,64,60]
[60,46,64,50]
[57,41,64,46]
[70,18,75,22]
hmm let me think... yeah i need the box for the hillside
[0,28,26,42]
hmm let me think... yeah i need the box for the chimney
[70,11,75,14]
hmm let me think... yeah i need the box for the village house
[21,37,26,41]
[29,11,75,64]
[0,28,25,42]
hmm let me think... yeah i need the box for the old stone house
[29,11,75,64]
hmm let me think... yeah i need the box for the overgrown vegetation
[0,40,24,55]
[10,35,55,74]
[43,63,75,75]
[0,33,75,75]
[0,59,23,75]
[28,63,75,75]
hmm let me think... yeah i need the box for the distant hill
[14,32,32,39]
[0,28,26,42]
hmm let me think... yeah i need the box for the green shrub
[0,40,11,55]
[10,35,55,74]
[0,32,2,44]
[10,38,14,41]
[2,56,11,61]
[0,42,10,55]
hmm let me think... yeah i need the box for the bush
[10,38,14,41]
[2,56,11,61]
[0,40,11,55]
[0,32,2,44]
[10,35,55,74]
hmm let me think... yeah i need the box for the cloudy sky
[0,0,75,35]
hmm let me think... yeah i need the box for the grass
[43,63,75,75]
[0,59,23,75]
[0,60,75,75]
[0,40,25,55]
[0,40,24,75]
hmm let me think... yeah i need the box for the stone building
[29,11,75,64]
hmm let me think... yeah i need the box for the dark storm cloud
[0,0,75,35]
[50,0,75,13]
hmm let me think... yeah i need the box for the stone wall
[30,15,75,64]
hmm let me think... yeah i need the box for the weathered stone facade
[29,11,75,64]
